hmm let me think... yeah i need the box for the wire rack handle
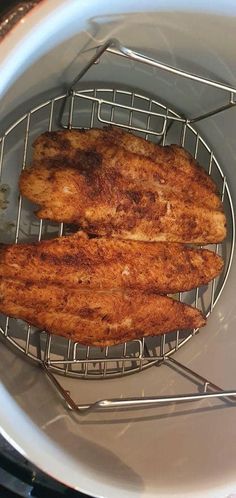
[67,38,236,126]
[43,357,236,414]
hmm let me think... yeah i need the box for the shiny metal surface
[42,358,236,414]
[109,41,236,94]
[0,88,233,382]
[0,39,235,413]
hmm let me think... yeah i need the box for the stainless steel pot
[1,2,236,497]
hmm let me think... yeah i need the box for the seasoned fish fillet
[0,280,206,346]
[33,129,221,210]
[0,232,223,293]
[20,163,226,244]
[102,126,218,193]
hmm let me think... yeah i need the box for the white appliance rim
[1,1,236,497]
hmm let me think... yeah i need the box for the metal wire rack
[0,39,235,412]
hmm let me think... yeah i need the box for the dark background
[1,1,30,15]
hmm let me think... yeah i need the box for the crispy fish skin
[32,129,221,210]
[0,232,224,293]
[0,280,206,346]
[19,163,226,244]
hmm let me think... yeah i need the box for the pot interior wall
[1,3,236,497]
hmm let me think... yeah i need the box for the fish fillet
[102,126,218,192]
[19,163,226,244]
[32,129,221,210]
[0,232,223,293]
[0,280,206,346]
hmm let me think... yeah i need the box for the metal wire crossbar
[42,357,236,414]
[0,39,235,411]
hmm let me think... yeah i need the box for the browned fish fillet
[102,126,218,193]
[0,232,223,294]
[20,163,226,244]
[0,280,206,346]
[32,129,221,210]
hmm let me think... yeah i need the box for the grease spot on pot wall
[0,183,10,209]
[0,183,15,239]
